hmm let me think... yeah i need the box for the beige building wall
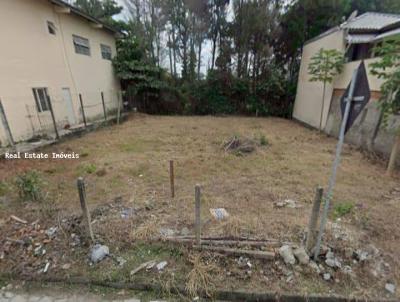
[293,29,346,129]
[0,0,120,146]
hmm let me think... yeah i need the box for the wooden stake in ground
[305,187,323,254]
[170,160,175,198]
[117,91,122,125]
[77,177,94,242]
[195,184,201,246]
[387,132,400,175]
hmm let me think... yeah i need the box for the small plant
[78,163,97,174]
[333,202,354,219]
[15,170,43,201]
[259,134,268,146]
[0,181,9,196]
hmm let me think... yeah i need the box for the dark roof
[304,12,400,45]
[342,12,400,33]
[49,0,120,35]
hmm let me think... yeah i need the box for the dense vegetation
[73,0,400,117]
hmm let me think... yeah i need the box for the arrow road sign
[340,61,371,133]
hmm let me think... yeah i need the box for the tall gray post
[101,91,107,121]
[0,98,15,147]
[77,177,94,242]
[313,68,359,260]
[195,184,201,246]
[47,95,59,139]
[305,187,323,253]
[79,94,87,128]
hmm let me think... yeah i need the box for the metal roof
[342,12,400,32]
[49,0,120,35]
[346,34,376,44]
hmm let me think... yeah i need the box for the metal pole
[47,95,59,140]
[170,160,175,198]
[101,92,107,121]
[77,177,94,242]
[195,184,201,246]
[79,94,87,128]
[0,98,15,146]
[313,68,359,260]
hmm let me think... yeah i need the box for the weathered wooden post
[0,98,15,147]
[79,94,87,128]
[46,95,59,139]
[195,184,201,246]
[117,91,122,125]
[101,91,107,121]
[77,177,94,242]
[305,187,323,254]
[170,160,175,198]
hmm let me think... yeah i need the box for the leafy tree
[74,0,122,23]
[308,48,344,131]
[370,39,400,174]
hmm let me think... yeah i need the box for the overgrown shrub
[15,170,43,202]
[333,202,354,219]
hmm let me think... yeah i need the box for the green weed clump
[15,170,43,201]
[259,134,269,146]
[333,202,354,219]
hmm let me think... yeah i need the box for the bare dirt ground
[0,114,399,300]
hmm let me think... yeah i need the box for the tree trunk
[168,33,173,76]
[387,131,400,175]
[197,40,202,80]
[172,30,177,77]
[211,35,217,70]
[319,81,327,132]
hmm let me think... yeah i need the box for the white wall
[293,29,345,129]
[0,0,120,145]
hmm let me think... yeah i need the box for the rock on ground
[279,245,296,265]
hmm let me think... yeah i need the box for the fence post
[117,91,122,125]
[79,94,87,128]
[170,160,175,198]
[101,92,107,121]
[195,184,201,246]
[47,95,59,140]
[0,98,15,147]
[305,187,323,254]
[77,177,95,242]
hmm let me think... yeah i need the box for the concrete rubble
[293,247,309,265]
[279,245,296,265]
[90,244,109,263]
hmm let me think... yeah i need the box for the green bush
[333,202,354,219]
[15,170,43,202]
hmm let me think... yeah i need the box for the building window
[32,88,50,113]
[345,43,374,62]
[73,35,91,56]
[100,44,112,60]
[47,21,56,35]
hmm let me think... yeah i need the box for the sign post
[313,61,370,260]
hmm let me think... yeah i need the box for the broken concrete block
[279,245,296,265]
[156,261,168,271]
[385,283,395,294]
[293,247,309,265]
[90,244,109,263]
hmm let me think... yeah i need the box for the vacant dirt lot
[0,114,399,299]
